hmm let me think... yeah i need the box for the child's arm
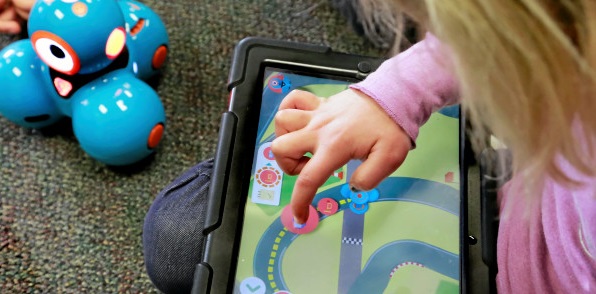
[350,32,460,144]
[272,33,459,224]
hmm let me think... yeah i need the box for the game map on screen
[233,67,462,294]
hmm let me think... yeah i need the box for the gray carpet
[0,0,383,292]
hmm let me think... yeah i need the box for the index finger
[290,147,349,224]
[279,90,321,111]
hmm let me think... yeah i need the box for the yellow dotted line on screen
[265,197,350,292]
[268,228,287,292]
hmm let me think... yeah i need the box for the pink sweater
[351,34,596,292]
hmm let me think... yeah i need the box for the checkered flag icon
[342,237,363,246]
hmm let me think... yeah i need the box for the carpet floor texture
[0,0,384,292]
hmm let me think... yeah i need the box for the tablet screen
[234,66,461,294]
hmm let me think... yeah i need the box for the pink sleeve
[497,144,596,293]
[350,33,459,144]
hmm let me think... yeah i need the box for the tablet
[194,37,469,294]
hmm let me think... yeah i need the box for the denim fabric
[143,159,214,294]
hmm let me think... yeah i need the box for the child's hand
[13,0,34,20]
[272,89,412,224]
[0,0,33,34]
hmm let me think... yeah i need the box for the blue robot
[0,0,168,166]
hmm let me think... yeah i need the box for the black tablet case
[191,37,497,294]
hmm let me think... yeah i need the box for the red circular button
[317,198,339,216]
[263,146,275,160]
[281,205,319,234]
[259,169,278,185]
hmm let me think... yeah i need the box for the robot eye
[31,31,80,75]
[105,27,126,60]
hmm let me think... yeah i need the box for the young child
[272,0,596,293]
[0,0,33,34]
[144,0,594,293]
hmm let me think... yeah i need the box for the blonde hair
[356,0,595,192]
[421,0,596,192]
[335,0,430,54]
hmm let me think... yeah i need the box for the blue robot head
[119,0,170,79]
[28,0,126,75]
[267,73,292,94]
